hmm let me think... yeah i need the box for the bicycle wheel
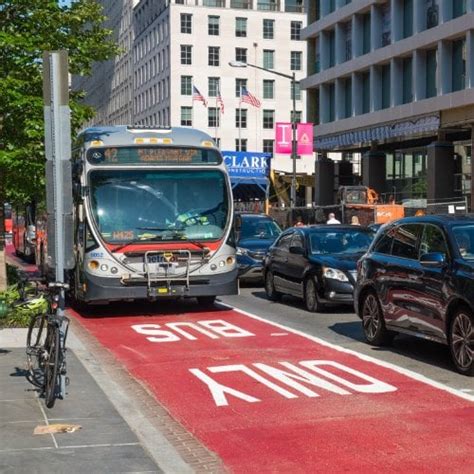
[26,314,47,388]
[44,324,60,409]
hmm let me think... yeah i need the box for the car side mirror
[289,246,305,255]
[420,252,446,267]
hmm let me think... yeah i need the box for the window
[208,46,220,66]
[236,108,247,128]
[361,71,370,114]
[291,232,305,249]
[181,13,192,34]
[453,0,466,18]
[291,21,302,40]
[402,0,413,39]
[208,107,220,127]
[263,79,275,99]
[392,224,422,259]
[291,51,302,71]
[291,81,301,101]
[381,64,391,109]
[180,106,192,126]
[263,139,274,154]
[426,49,437,98]
[208,15,219,35]
[373,229,394,254]
[362,13,370,55]
[236,48,247,63]
[402,56,413,104]
[181,76,192,95]
[328,30,335,67]
[275,232,293,251]
[208,77,220,97]
[236,139,247,152]
[263,50,274,69]
[235,78,247,97]
[452,39,466,92]
[381,4,391,46]
[291,111,302,123]
[420,225,448,257]
[181,45,192,65]
[263,109,274,129]
[263,19,274,39]
[426,0,439,29]
[236,17,247,37]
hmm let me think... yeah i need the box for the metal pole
[291,72,297,209]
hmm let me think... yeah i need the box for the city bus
[53,126,238,304]
[11,203,36,261]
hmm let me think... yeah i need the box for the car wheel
[304,277,324,313]
[265,270,281,301]
[449,309,474,376]
[361,292,393,346]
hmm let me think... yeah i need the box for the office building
[302,0,474,206]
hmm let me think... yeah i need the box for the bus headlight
[100,264,109,272]
[219,260,226,267]
[88,260,99,270]
[226,256,235,265]
[210,264,217,271]
[111,267,118,274]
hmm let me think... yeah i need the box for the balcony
[230,0,252,9]
[257,1,280,11]
[202,0,226,6]
[285,0,304,13]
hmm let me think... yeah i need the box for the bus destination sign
[87,147,221,165]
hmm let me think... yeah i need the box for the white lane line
[460,389,474,393]
[220,302,474,403]
[270,332,289,336]
[0,442,140,454]
[36,396,58,449]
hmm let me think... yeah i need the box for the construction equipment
[338,186,405,225]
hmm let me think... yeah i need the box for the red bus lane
[71,305,474,473]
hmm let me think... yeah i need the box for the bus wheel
[197,296,216,307]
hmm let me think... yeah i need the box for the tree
[0,0,119,289]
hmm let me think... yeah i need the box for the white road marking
[36,395,58,449]
[0,442,141,454]
[270,332,289,336]
[219,303,474,403]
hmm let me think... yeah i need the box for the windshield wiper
[111,235,163,253]
[165,231,209,252]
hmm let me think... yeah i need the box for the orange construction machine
[338,186,405,225]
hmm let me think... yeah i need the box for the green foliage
[0,276,48,328]
[0,0,119,205]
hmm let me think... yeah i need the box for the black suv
[355,215,474,376]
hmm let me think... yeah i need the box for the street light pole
[291,71,297,208]
[229,61,298,208]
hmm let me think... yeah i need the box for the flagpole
[238,87,242,151]
[215,93,218,142]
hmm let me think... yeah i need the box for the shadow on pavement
[71,298,230,320]
[250,290,355,315]
[330,321,454,372]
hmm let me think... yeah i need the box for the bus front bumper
[82,269,239,303]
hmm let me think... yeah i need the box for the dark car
[264,225,374,311]
[355,215,474,376]
[235,213,282,281]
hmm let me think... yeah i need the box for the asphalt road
[222,283,474,394]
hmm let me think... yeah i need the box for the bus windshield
[89,169,229,243]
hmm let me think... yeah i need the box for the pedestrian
[326,212,341,225]
[351,215,361,226]
[294,215,305,227]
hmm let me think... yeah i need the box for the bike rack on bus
[144,250,193,298]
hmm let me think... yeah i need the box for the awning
[315,114,440,150]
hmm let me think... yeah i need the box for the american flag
[241,87,261,108]
[193,85,207,107]
[217,87,224,114]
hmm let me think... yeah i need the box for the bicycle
[21,278,70,408]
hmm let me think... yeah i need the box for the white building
[133,0,306,158]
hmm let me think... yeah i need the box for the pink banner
[275,122,314,155]
[275,122,292,154]
[297,123,313,155]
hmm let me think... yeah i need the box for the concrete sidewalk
[0,329,161,473]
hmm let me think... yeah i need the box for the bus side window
[85,224,99,252]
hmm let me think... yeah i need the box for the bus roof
[76,126,217,149]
